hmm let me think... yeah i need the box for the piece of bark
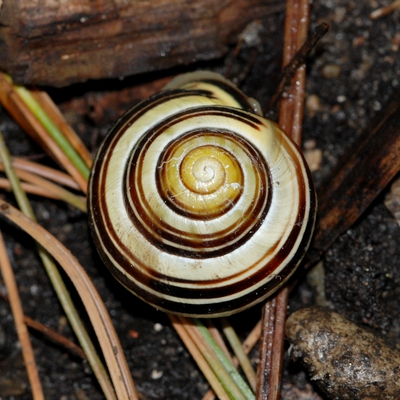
[286,307,400,399]
[0,0,282,87]
[256,0,310,398]
[306,88,400,266]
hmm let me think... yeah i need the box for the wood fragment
[256,0,310,398]
[0,0,283,87]
[11,157,80,190]
[370,0,400,19]
[307,89,400,266]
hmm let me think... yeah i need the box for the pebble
[384,177,400,227]
[286,307,400,399]
[321,64,341,79]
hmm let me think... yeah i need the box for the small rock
[286,307,400,399]
[322,64,341,79]
[154,322,163,332]
[303,148,323,172]
[384,177,400,227]
[151,368,163,380]
[306,94,323,117]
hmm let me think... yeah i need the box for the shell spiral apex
[88,71,317,318]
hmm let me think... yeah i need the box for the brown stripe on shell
[200,79,259,113]
[164,71,260,114]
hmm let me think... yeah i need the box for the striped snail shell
[88,71,317,318]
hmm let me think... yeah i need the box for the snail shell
[88,71,316,318]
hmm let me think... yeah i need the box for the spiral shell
[88,71,316,318]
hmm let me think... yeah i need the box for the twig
[256,0,311,398]
[11,157,81,190]
[370,0,400,19]
[279,0,311,143]
[0,230,44,400]
[306,88,400,267]
[0,164,87,211]
[266,288,289,398]
[256,297,276,399]
[270,22,329,108]
[0,292,86,360]
[24,315,86,360]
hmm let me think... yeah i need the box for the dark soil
[0,0,399,399]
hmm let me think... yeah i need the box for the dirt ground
[0,0,399,399]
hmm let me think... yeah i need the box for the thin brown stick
[0,178,58,199]
[0,165,86,211]
[266,288,289,396]
[24,315,86,360]
[279,0,310,143]
[370,0,400,19]
[0,230,45,400]
[0,291,86,359]
[257,0,310,398]
[270,22,329,108]
[12,157,81,190]
[256,297,276,398]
